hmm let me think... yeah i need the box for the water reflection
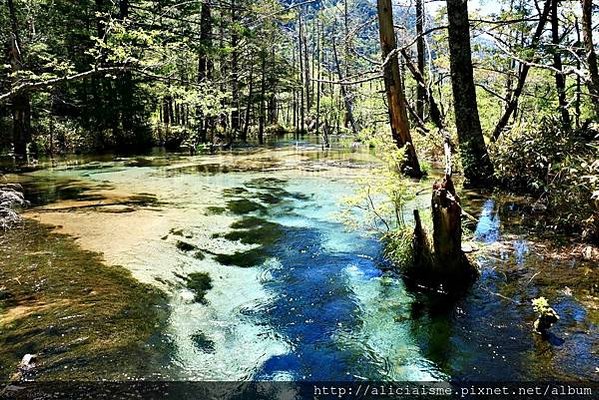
[474,200,501,243]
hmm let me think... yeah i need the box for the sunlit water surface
[10,138,598,382]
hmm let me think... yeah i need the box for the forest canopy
[1,0,598,239]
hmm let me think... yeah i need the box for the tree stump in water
[410,174,477,291]
[431,175,472,278]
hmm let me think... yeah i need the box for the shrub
[491,117,599,241]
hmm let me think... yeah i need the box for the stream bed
[1,140,597,382]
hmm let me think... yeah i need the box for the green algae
[124,157,175,168]
[206,206,227,215]
[223,187,250,197]
[244,177,288,189]
[176,240,197,252]
[225,199,266,215]
[186,272,213,304]
[190,331,215,353]
[211,217,282,267]
[214,248,266,268]
[257,193,283,204]
[0,220,169,381]
[223,219,282,246]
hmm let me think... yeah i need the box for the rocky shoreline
[0,182,28,230]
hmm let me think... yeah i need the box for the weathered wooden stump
[408,132,477,291]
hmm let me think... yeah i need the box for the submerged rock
[190,332,215,353]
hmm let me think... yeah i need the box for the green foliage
[492,118,599,240]
[381,227,414,269]
[532,296,559,333]
[340,129,415,234]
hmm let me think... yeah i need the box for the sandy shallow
[22,147,376,380]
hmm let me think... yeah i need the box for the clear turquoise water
[12,138,598,382]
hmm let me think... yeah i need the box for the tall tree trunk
[581,0,599,118]
[492,0,552,141]
[575,15,582,128]
[292,46,298,135]
[230,0,240,136]
[298,16,306,133]
[268,46,278,125]
[550,0,571,130]
[303,15,311,114]
[415,0,426,121]
[376,0,422,178]
[316,20,325,145]
[446,0,494,186]
[332,35,360,136]
[242,60,254,142]
[259,51,267,145]
[7,0,31,161]
[118,0,134,144]
[342,0,353,129]
[197,0,213,142]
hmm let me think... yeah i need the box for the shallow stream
[2,138,597,382]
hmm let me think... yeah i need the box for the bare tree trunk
[415,0,426,121]
[376,0,422,177]
[332,35,360,136]
[316,20,325,146]
[196,0,213,142]
[259,51,267,145]
[298,16,306,134]
[446,0,494,186]
[575,16,582,128]
[230,0,240,136]
[118,0,134,143]
[492,0,552,141]
[268,46,278,125]
[550,0,571,130]
[581,0,599,118]
[412,131,475,289]
[242,60,254,142]
[303,15,311,114]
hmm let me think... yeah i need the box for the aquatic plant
[0,220,168,380]
[176,240,197,252]
[532,297,560,334]
[186,272,213,304]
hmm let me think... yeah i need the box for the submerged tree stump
[409,132,477,291]
[430,174,473,280]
